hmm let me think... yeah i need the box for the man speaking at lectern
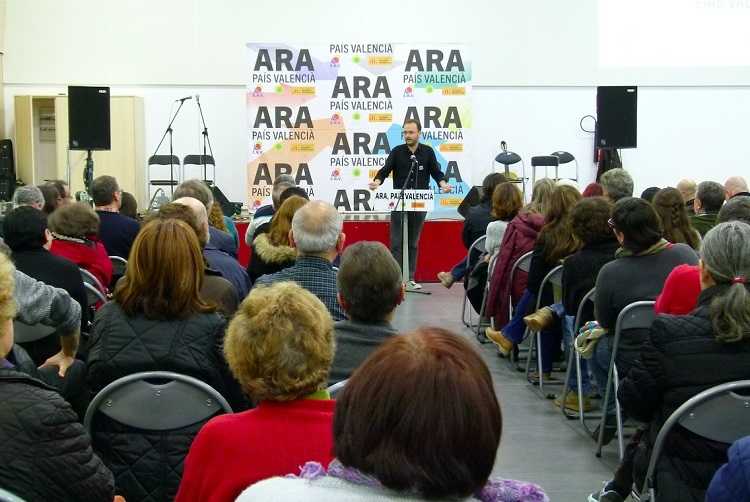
[369,119,452,290]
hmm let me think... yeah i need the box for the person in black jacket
[247,195,307,285]
[3,206,89,363]
[554,197,618,412]
[589,221,750,502]
[437,173,506,289]
[86,218,246,502]
[0,252,115,502]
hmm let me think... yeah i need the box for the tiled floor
[392,283,620,502]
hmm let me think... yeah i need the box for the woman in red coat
[48,202,113,290]
[484,179,551,348]
[175,281,336,502]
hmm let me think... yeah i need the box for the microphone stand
[395,156,430,295]
[195,96,215,186]
[151,98,189,197]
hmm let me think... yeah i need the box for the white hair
[291,201,343,254]
[12,185,44,208]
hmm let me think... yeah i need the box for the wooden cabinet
[13,95,146,208]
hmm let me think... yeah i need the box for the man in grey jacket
[328,241,404,386]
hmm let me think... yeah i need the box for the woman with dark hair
[554,197,618,412]
[640,186,660,203]
[86,218,245,502]
[438,173,506,288]
[487,185,581,372]
[119,191,139,220]
[47,202,113,289]
[485,183,523,257]
[590,222,750,502]
[652,187,701,250]
[587,197,698,444]
[236,327,548,501]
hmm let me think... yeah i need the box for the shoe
[592,423,618,446]
[588,481,625,502]
[485,327,513,356]
[554,392,593,413]
[523,306,555,332]
[406,280,422,290]
[437,271,455,289]
[527,371,558,385]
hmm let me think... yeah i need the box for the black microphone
[501,140,507,152]
[410,154,417,164]
[175,96,193,102]
[195,94,201,104]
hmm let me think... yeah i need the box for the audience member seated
[329,241,403,385]
[3,206,88,362]
[246,174,296,243]
[39,182,61,214]
[236,328,548,502]
[654,194,750,316]
[86,218,245,502]
[255,200,346,321]
[590,222,750,502]
[691,181,725,236]
[173,196,249,300]
[724,175,750,200]
[147,200,239,316]
[119,190,139,220]
[676,178,697,214]
[47,179,73,209]
[437,173,505,288]
[12,185,44,210]
[706,436,750,502]
[588,197,698,444]
[484,183,524,258]
[47,202,113,292]
[555,197,618,412]
[0,252,115,502]
[247,195,307,284]
[582,182,604,198]
[91,175,140,259]
[652,187,701,250]
[485,178,553,349]
[600,168,634,203]
[487,183,578,360]
[176,282,336,502]
[640,186,660,203]
[174,179,237,257]
[250,185,310,243]
[209,199,239,248]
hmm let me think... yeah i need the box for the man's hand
[368,179,382,191]
[39,351,76,378]
[439,181,453,193]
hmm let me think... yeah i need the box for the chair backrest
[531,155,559,167]
[468,235,487,255]
[109,256,127,277]
[573,288,596,333]
[80,268,105,293]
[511,250,533,276]
[148,155,181,166]
[183,154,215,167]
[641,380,750,497]
[614,301,657,340]
[83,283,108,306]
[83,371,232,433]
[0,487,26,502]
[534,264,563,310]
[327,379,348,398]
[12,321,56,344]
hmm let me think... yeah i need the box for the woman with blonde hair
[176,281,336,502]
[86,218,245,502]
[247,195,308,284]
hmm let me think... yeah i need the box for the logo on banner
[330,168,342,181]
[253,143,263,155]
[403,86,414,98]
[252,86,263,97]
[330,113,343,125]
[330,56,340,67]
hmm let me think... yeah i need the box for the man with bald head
[172,197,249,300]
[724,176,750,200]
[254,200,346,320]
[676,179,697,215]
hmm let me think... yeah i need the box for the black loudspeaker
[0,139,16,201]
[68,86,111,150]
[596,86,637,149]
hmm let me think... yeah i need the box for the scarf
[288,459,549,502]
[615,238,671,259]
[574,321,607,359]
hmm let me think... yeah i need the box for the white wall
[5,0,750,204]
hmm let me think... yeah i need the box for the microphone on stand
[175,96,193,102]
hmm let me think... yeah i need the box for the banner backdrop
[246,42,472,215]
